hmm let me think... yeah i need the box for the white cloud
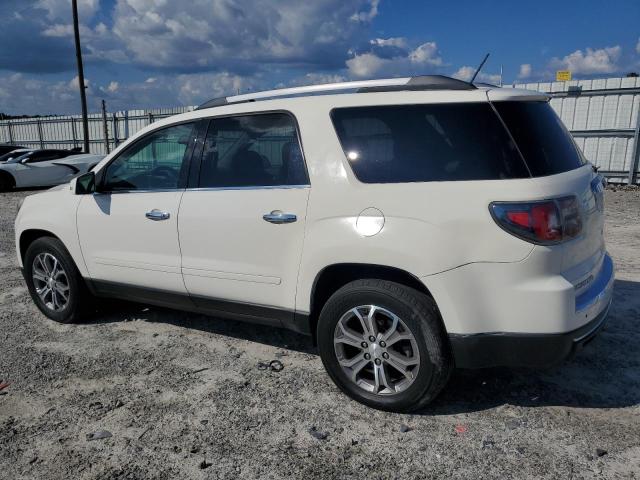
[549,46,622,75]
[346,41,444,78]
[0,71,264,115]
[37,0,99,21]
[290,73,347,86]
[636,38,640,55]
[42,24,74,37]
[452,66,501,85]
[409,42,443,66]
[370,37,407,49]
[109,0,376,72]
[68,75,90,90]
[350,0,380,22]
[518,63,532,79]
[176,73,257,105]
[346,53,388,77]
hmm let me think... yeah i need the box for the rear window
[494,101,584,177]
[331,103,529,183]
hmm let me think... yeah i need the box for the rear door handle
[263,210,297,224]
[145,209,170,221]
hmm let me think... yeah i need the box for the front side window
[331,103,529,183]
[102,122,195,191]
[198,113,308,188]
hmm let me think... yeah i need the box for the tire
[0,173,14,192]
[23,237,93,323]
[317,279,452,412]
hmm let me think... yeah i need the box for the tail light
[490,196,582,245]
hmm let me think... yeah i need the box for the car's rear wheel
[317,279,452,412]
[24,237,92,323]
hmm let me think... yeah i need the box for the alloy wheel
[32,252,70,312]
[333,305,420,395]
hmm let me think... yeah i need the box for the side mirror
[20,158,30,164]
[75,171,95,195]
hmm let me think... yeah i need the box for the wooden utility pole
[72,0,90,153]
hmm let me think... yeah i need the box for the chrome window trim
[93,184,310,195]
[93,188,182,195]
[187,184,310,192]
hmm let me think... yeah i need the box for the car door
[178,112,310,325]
[14,151,71,187]
[77,121,200,299]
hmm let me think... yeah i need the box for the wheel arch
[0,170,16,190]
[19,229,62,263]
[307,263,441,343]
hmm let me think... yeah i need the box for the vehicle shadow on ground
[424,278,640,414]
[91,299,318,355]
[88,279,639,412]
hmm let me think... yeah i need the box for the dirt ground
[0,188,638,480]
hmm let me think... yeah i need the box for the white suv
[15,75,614,412]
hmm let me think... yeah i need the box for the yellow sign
[556,70,572,82]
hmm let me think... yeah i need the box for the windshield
[7,152,32,164]
[0,150,30,163]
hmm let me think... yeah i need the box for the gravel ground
[1,188,639,480]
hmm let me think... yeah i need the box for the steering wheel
[152,166,178,180]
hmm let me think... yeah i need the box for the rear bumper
[447,252,614,369]
[450,299,612,369]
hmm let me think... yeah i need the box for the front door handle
[263,210,297,224]
[145,209,170,221]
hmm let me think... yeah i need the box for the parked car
[15,75,613,412]
[0,149,103,191]
[0,148,32,163]
[0,144,28,156]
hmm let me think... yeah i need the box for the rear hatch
[490,97,607,296]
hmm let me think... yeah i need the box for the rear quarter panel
[289,95,596,316]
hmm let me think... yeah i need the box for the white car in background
[0,149,103,191]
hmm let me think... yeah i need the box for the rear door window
[198,113,308,188]
[331,103,529,183]
[493,101,584,177]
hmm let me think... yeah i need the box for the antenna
[470,53,490,84]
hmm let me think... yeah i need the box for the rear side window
[494,101,583,177]
[199,113,308,188]
[331,103,529,183]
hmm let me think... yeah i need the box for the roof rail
[196,75,476,110]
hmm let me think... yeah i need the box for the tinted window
[27,151,67,163]
[331,104,528,183]
[494,101,583,177]
[199,113,308,188]
[103,122,195,191]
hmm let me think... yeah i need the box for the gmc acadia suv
[15,75,614,412]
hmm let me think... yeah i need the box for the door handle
[145,209,170,221]
[263,210,297,224]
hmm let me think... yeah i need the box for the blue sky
[1,0,639,115]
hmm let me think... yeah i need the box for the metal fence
[510,76,640,184]
[1,75,639,183]
[0,107,193,156]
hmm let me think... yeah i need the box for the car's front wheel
[317,279,452,412]
[23,237,92,323]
